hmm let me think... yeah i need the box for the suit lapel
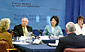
[20,25,23,36]
[27,26,29,32]
[49,26,52,33]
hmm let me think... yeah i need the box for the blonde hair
[0,18,10,32]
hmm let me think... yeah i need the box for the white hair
[66,22,75,32]
[21,17,29,23]
[0,18,10,32]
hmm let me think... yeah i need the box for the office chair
[64,48,85,52]
[0,41,20,52]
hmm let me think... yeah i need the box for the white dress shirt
[75,23,85,35]
[52,27,54,33]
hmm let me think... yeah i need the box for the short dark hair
[50,16,59,26]
[76,15,84,23]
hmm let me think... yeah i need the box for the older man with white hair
[55,22,85,52]
[14,18,32,37]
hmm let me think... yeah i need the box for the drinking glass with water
[26,32,32,42]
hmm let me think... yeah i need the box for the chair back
[64,48,85,52]
[0,41,9,52]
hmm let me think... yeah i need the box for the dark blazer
[55,33,85,52]
[14,24,32,37]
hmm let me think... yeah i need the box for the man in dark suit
[55,22,85,52]
[14,18,32,37]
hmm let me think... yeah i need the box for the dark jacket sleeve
[27,26,32,32]
[13,25,20,37]
[55,38,64,52]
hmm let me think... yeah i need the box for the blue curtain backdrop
[0,0,66,36]
[1,0,85,36]
[65,0,80,24]
[35,0,85,36]
[65,0,85,24]
[64,0,85,35]
[0,0,66,30]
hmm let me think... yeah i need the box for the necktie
[23,27,27,37]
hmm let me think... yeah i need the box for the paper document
[48,40,59,46]
[12,42,29,45]
[39,36,49,40]
[33,39,42,44]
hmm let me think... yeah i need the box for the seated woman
[0,18,14,48]
[75,15,85,35]
[43,16,63,37]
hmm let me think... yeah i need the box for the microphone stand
[39,32,42,36]
[31,33,40,39]
[37,29,42,36]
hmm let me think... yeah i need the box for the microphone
[31,33,40,39]
[9,30,15,37]
[9,30,14,32]
[37,29,42,34]
[9,30,17,34]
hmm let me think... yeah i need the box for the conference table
[13,39,57,52]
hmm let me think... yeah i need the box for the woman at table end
[0,18,14,48]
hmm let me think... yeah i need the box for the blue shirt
[43,25,63,36]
